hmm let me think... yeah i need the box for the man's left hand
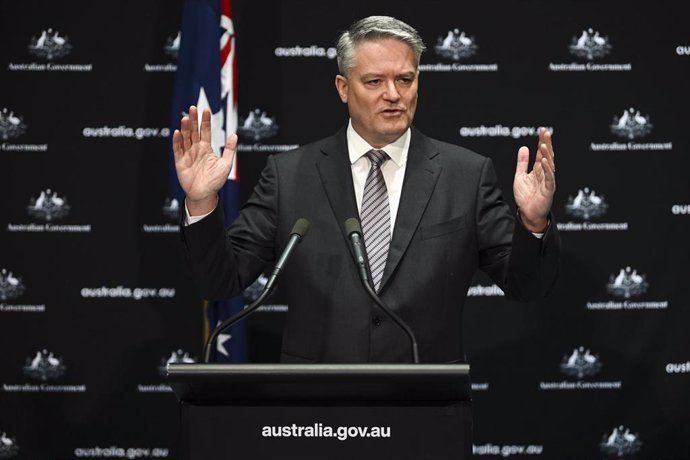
[513,127,556,233]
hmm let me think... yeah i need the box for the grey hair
[336,16,426,76]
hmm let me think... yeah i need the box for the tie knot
[366,149,388,168]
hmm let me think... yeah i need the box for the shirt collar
[346,119,409,168]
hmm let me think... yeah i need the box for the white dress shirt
[347,119,410,235]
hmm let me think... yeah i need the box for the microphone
[264,218,311,294]
[344,218,370,284]
[203,218,310,363]
[344,218,419,363]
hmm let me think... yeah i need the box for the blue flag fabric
[170,0,246,362]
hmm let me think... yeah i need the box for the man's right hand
[172,105,237,216]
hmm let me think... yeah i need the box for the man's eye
[366,79,381,85]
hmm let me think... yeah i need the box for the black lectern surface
[168,363,470,403]
[167,364,472,460]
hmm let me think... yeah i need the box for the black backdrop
[1,0,689,458]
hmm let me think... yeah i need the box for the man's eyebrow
[359,71,416,79]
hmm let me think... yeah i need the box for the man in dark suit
[173,16,559,363]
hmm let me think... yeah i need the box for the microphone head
[291,218,311,238]
[344,217,362,236]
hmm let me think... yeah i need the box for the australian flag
[170,0,246,362]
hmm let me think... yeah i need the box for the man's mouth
[380,108,405,116]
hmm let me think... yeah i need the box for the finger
[537,143,548,170]
[535,128,547,160]
[222,133,238,173]
[222,133,238,161]
[540,128,555,161]
[538,133,555,173]
[541,142,555,173]
[533,155,544,181]
[200,108,212,143]
[224,133,238,153]
[535,142,544,166]
[172,129,184,161]
[180,116,192,151]
[189,106,200,144]
[541,157,556,191]
[515,146,530,175]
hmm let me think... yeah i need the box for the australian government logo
[0,269,45,313]
[420,28,497,73]
[137,350,195,393]
[8,28,92,72]
[586,266,669,311]
[144,30,179,73]
[2,350,86,394]
[0,108,27,140]
[142,197,181,233]
[561,346,602,378]
[6,189,91,234]
[23,349,66,381]
[540,346,622,391]
[0,108,48,152]
[549,28,631,72]
[558,187,628,232]
[590,107,672,152]
[237,108,298,153]
[0,269,25,302]
[28,188,71,220]
[600,426,642,458]
[0,431,20,458]
[610,108,652,140]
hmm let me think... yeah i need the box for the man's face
[335,38,419,148]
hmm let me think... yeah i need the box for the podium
[167,363,472,460]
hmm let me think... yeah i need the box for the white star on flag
[195,86,226,156]
[214,320,232,357]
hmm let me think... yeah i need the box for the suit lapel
[315,127,442,291]
[315,129,360,241]
[380,129,441,290]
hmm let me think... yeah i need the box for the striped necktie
[361,149,390,291]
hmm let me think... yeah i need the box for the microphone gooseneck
[344,218,420,363]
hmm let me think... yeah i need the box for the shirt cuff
[184,199,215,226]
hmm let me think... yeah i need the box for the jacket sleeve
[475,157,560,300]
[180,155,280,300]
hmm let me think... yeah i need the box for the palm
[173,106,236,204]
[176,138,231,199]
[512,129,556,231]
[514,165,551,218]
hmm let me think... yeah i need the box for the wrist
[517,209,549,233]
[186,195,218,217]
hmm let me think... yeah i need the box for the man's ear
[335,74,348,103]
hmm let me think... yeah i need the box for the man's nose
[383,80,401,101]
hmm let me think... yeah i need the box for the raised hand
[172,105,237,216]
[513,127,556,233]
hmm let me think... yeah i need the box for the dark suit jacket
[181,127,560,363]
